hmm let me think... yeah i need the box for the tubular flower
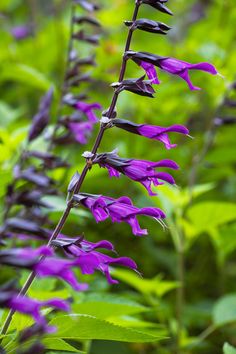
[53,236,138,284]
[93,151,178,196]
[1,292,69,333]
[34,257,88,291]
[68,121,94,144]
[156,57,218,90]
[0,246,53,268]
[140,61,160,84]
[125,51,218,90]
[73,194,165,236]
[74,101,102,122]
[111,118,189,149]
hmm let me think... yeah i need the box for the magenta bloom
[74,101,102,122]
[140,61,160,84]
[3,294,69,333]
[34,257,88,291]
[93,151,178,196]
[112,118,189,149]
[157,57,218,90]
[54,236,137,284]
[125,51,218,90]
[68,121,94,144]
[0,246,53,268]
[73,194,165,236]
[11,25,31,40]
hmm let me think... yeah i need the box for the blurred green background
[1,0,236,353]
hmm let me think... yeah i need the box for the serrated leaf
[213,294,236,326]
[72,293,147,319]
[49,314,165,342]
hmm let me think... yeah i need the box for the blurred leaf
[224,343,236,354]
[213,294,236,326]
[0,102,24,127]
[1,64,52,90]
[156,183,215,214]
[112,269,179,297]
[186,202,236,235]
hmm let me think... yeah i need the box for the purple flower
[112,118,189,149]
[93,151,178,196]
[2,293,69,333]
[34,257,88,291]
[73,194,165,236]
[156,57,218,90]
[54,236,137,284]
[11,25,31,40]
[74,101,102,122]
[68,121,94,144]
[0,246,53,268]
[140,61,160,84]
[125,51,218,90]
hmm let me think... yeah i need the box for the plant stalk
[1,1,140,336]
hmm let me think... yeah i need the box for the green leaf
[186,202,236,235]
[107,316,167,337]
[213,294,236,326]
[0,101,24,127]
[223,343,236,354]
[0,64,52,90]
[49,314,165,343]
[156,183,215,213]
[72,293,147,319]
[43,338,84,353]
[112,269,179,297]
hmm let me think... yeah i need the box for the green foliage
[48,314,165,343]
[112,269,179,298]
[72,293,148,319]
[186,202,236,237]
[224,343,236,354]
[213,294,236,327]
[43,338,84,353]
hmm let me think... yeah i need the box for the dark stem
[1,1,140,336]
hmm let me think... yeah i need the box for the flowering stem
[1,1,140,336]
[47,2,76,151]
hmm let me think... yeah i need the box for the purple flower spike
[112,118,189,149]
[74,101,102,122]
[35,258,88,291]
[93,151,178,196]
[140,61,160,84]
[73,193,165,236]
[5,294,69,333]
[157,58,218,90]
[68,121,94,144]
